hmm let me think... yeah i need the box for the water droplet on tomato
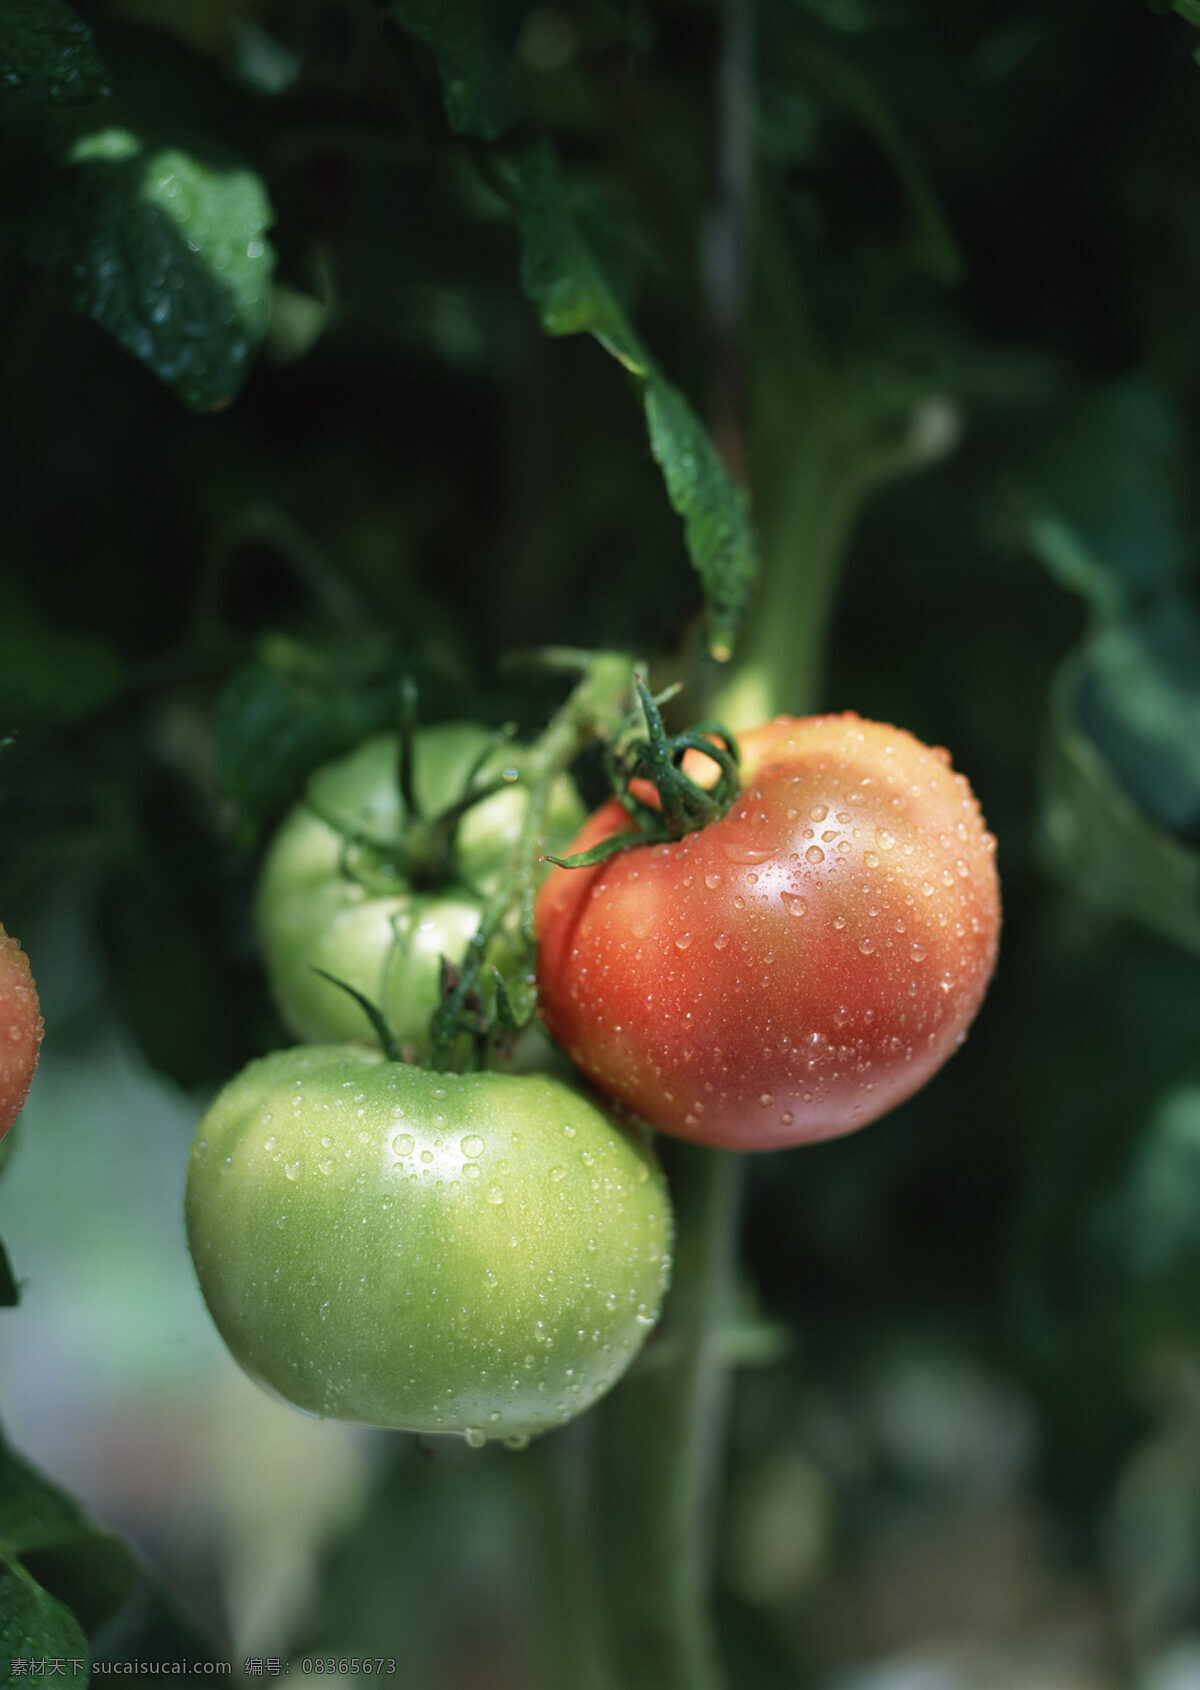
[781,891,808,917]
[858,937,876,956]
[705,872,722,890]
[722,841,778,865]
[805,846,825,865]
[675,933,694,950]
[809,803,828,822]
[877,828,896,851]
[713,932,730,950]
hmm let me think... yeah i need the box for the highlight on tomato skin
[534,713,1001,1152]
[0,923,43,1142]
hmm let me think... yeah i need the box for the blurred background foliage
[3,0,1200,1685]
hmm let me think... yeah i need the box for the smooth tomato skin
[185,1046,672,1441]
[535,714,1000,1151]
[0,924,43,1141]
[256,725,583,1054]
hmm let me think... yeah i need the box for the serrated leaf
[0,1572,89,1683]
[518,144,647,371]
[0,0,109,106]
[644,379,757,662]
[517,142,758,658]
[29,126,275,409]
[1039,652,1200,952]
[388,0,519,140]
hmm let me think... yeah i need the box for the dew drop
[805,846,825,865]
[781,891,808,917]
[723,841,778,865]
[392,1133,415,1157]
[675,933,694,951]
[809,803,828,822]
[858,937,876,955]
[464,1428,487,1449]
[464,1163,481,1179]
[910,943,927,962]
[487,1187,505,1206]
[285,1162,302,1181]
[713,932,730,950]
[705,873,723,890]
[877,828,896,852]
[460,1134,484,1159]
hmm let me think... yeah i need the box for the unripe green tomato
[185,1045,673,1443]
[255,725,584,1056]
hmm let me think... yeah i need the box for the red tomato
[0,924,43,1140]
[534,714,1000,1151]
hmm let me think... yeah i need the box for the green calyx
[550,676,741,871]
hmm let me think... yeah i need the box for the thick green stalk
[588,1145,747,1690]
[713,398,866,727]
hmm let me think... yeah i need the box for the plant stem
[713,393,865,727]
[588,1145,747,1690]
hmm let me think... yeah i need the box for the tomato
[185,1045,672,1441]
[0,924,43,1141]
[256,724,584,1056]
[534,714,1000,1151]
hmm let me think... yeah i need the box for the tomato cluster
[187,700,999,1445]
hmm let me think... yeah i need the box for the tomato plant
[256,724,584,1056]
[535,714,1000,1151]
[0,923,43,1142]
[185,1043,672,1443]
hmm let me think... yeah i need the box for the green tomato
[185,1045,673,1443]
[255,724,584,1057]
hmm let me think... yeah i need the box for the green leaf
[517,142,758,659]
[0,0,109,106]
[1077,605,1200,838]
[518,144,647,371]
[1028,383,1187,608]
[217,650,414,839]
[28,126,275,409]
[1039,650,1200,952]
[388,0,519,140]
[643,380,757,663]
[0,1572,89,1685]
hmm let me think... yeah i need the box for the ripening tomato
[535,714,1000,1151]
[0,924,43,1141]
[256,725,584,1056]
[185,1045,672,1442]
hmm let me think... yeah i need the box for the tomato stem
[426,650,636,1070]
